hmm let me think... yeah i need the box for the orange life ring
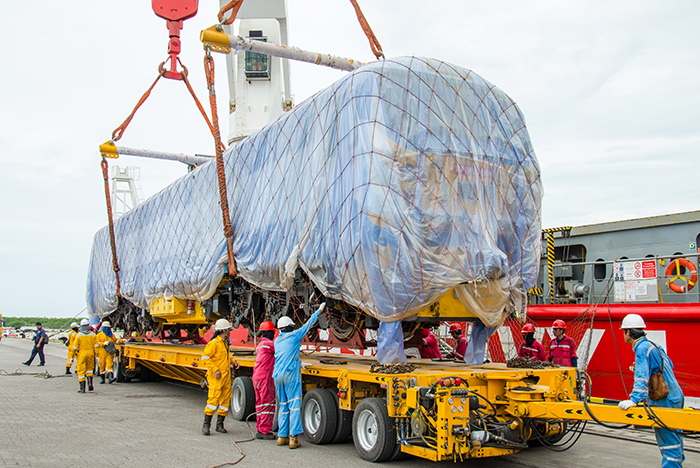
[665,257,698,293]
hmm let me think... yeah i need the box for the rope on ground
[205,399,274,468]
[0,369,72,379]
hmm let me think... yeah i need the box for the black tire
[330,389,353,443]
[231,376,256,421]
[139,365,159,382]
[387,439,406,461]
[302,388,338,444]
[352,398,397,462]
[114,357,129,383]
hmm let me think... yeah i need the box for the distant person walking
[65,322,79,374]
[22,322,48,367]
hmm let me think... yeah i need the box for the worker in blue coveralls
[273,303,326,449]
[618,314,684,467]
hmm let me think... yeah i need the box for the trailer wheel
[302,388,338,444]
[352,398,397,462]
[114,357,131,383]
[231,376,256,421]
[139,365,159,382]
[331,389,353,443]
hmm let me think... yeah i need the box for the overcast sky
[1,1,698,318]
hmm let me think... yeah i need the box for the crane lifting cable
[216,0,384,60]
[98,0,238,298]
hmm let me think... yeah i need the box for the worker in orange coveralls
[518,323,546,361]
[448,324,467,362]
[201,318,240,435]
[419,325,443,359]
[548,319,578,367]
[253,321,277,440]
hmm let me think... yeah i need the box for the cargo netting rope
[88,57,543,361]
[485,309,596,369]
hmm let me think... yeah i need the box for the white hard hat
[214,318,232,331]
[277,316,294,329]
[620,314,646,329]
[102,321,111,328]
[70,322,79,328]
[80,319,89,326]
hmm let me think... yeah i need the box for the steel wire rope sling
[98,0,239,302]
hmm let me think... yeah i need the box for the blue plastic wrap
[376,321,408,364]
[87,57,542,358]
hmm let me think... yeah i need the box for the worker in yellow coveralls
[95,321,117,384]
[65,322,79,375]
[73,319,97,393]
[201,318,240,435]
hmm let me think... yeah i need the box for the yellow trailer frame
[117,342,700,462]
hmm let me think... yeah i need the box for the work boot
[78,381,86,393]
[65,367,72,375]
[107,372,116,384]
[87,376,94,391]
[215,415,227,433]
[256,431,276,440]
[100,374,106,384]
[289,436,301,449]
[202,414,213,436]
[276,437,289,446]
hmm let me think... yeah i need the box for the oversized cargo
[87,56,542,339]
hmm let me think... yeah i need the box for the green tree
[2,317,87,330]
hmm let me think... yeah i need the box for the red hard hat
[522,323,535,333]
[259,321,275,331]
[449,324,461,333]
[553,319,566,329]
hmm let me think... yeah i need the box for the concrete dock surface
[1,337,698,467]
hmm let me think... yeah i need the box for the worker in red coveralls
[518,323,546,361]
[448,324,467,362]
[253,321,277,440]
[548,319,578,367]
[419,325,443,359]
